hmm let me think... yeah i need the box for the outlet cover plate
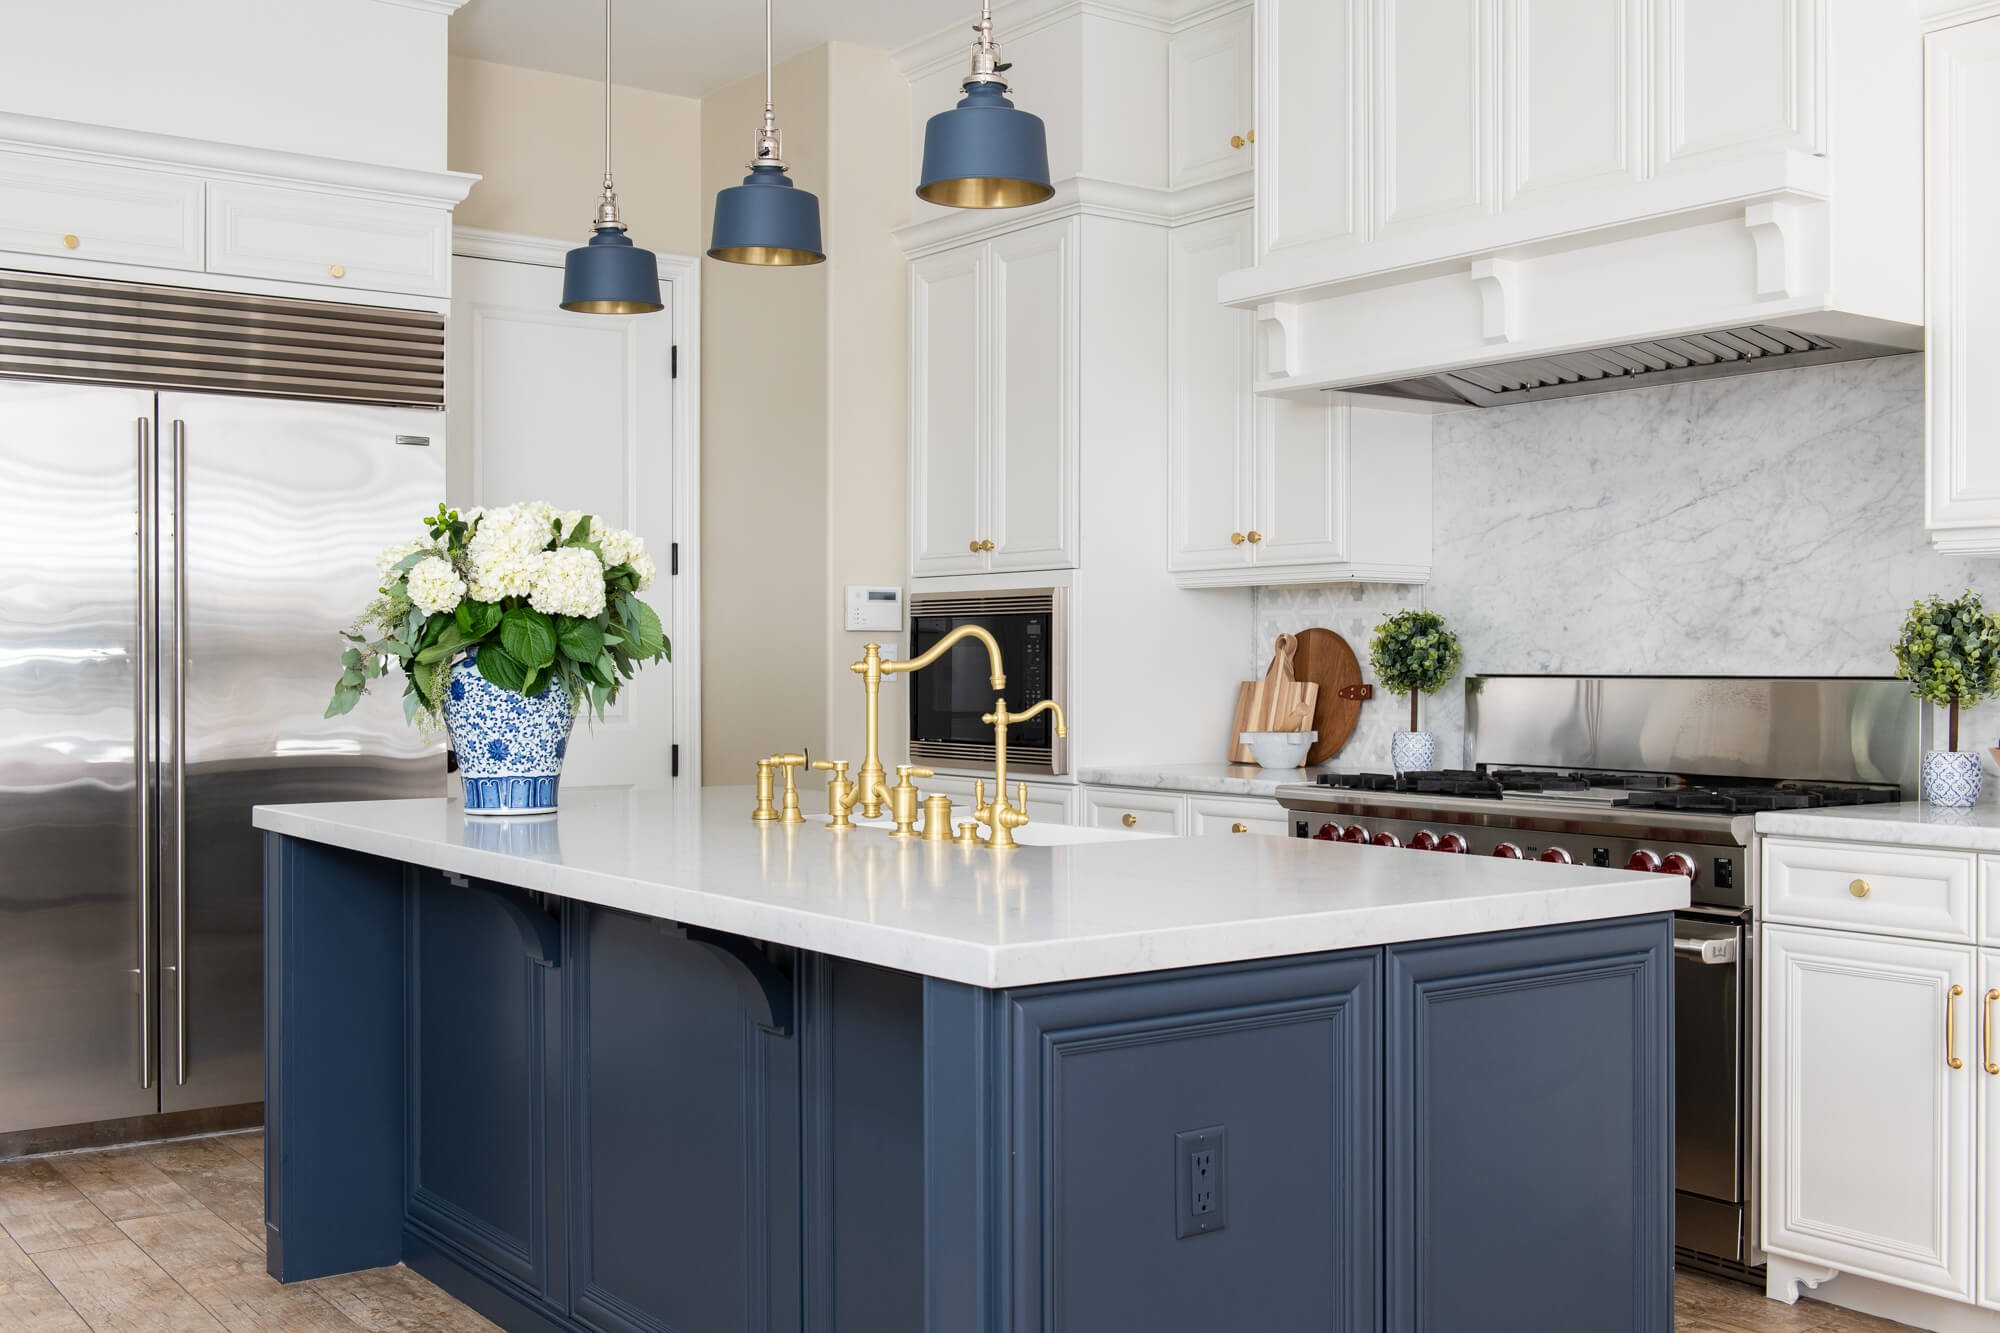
[1175,1125,1228,1238]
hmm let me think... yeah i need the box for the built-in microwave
[907,588,1067,775]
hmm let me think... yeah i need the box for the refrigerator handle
[171,417,187,1088]
[135,416,153,1092]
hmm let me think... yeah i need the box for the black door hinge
[671,345,679,379]
[671,541,680,576]
[671,744,680,779]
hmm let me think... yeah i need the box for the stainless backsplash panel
[1465,676,1920,791]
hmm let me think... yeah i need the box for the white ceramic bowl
[1239,731,1317,770]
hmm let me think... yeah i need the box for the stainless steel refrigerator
[0,378,446,1139]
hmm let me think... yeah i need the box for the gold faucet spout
[879,624,1005,688]
[846,626,1008,819]
[1003,698,1067,737]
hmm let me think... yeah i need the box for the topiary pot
[1391,730,1436,774]
[1923,749,1984,808]
[442,650,576,816]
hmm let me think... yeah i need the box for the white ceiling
[451,0,974,98]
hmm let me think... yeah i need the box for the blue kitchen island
[255,787,1684,1333]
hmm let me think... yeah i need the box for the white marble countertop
[253,786,1686,989]
[1075,761,1360,798]
[1757,801,2000,852]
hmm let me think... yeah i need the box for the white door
[1168,8,1254,189]
[910,245,989,575]
[1167,212,1255,574]
[1253,396,1348,568]
[447,252,681,790]
[987,219,1078,573]
[1764,924,1974,1301]
[1257,0,1365,257]
[1981,950,2000,1310]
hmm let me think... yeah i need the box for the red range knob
[1491,842,1524,859]
[1371,831,1403,848]
[1625,849,1662,873]
[1339,824,1370,844]
[1436,833,1468,854]
[1408,830,1438,851]
[1314,824,1339,841]
[1659,852,1700,884]
[1538,847,1574,864]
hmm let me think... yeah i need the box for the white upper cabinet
[0,151,203,271]
[1373,0,1489,237]
[1654,0,1821,172]
[909,218,1079,577]
[1169,209,1431,587]
[1502,0,1641,208]
[1925,12,2000,554]
[1257,0,1363,257]
[1168,8,1254,190]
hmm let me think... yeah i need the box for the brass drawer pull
[329,263,346,279]
[62,233,79,249]
[1849,877,1872,898]
[1950,984,1966,1070]
[1121,813,1138,828]
[1986,990,1998,1076]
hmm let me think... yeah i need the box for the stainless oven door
[1674,911,1749,1262]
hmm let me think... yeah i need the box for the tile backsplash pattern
[1257,354,2000,779]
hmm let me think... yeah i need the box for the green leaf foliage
[475,644,529,693]
[456,598,503,639]
[500,607,558,668]
[1367,609,1463,698]
[557,616,604,662]
[627,599,667,659]
[1896,590,2000,709]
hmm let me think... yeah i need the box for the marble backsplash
[1254,354,2000,778]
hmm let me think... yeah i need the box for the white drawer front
[1082,787,1187,835]
[1982,856,2000,949]
[206,182,449,296]
[0,151,202,271]
[1187,794,1287,837]
[1763,837,1975,942]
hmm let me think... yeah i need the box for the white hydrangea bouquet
[326,500,669,727]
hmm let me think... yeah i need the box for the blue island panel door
[1385,915,1674,1333]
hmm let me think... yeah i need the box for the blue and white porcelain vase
[443,651,576,816]
[1391,730,1436,774]
[1923,749,1984,808]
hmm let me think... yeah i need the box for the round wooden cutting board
[1292,627,1366,765]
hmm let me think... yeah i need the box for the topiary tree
[1895,590,2000,751]
[1369,609,1463,733]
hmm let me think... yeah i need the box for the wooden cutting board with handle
[1291,627,1369,765]
[1228,635,1321,763]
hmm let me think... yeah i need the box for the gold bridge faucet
[844,626,1006,819]
[973,698,1068,849]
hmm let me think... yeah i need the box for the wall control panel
[845,585,903,633]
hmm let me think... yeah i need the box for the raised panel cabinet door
[1926,16,2000,542]
[1252,396,1348,568]
[1499,0,1641,208]
[1654,0,1821,172]
[0,151,203,271]
[1372,0,1492,237]
[1258,0,1365,256]
[1981,950,2000,1311]
[1167,213,1255,574]
[1168,8,1254,190]
[987,219,1079,573]
[909,245,990,575]
[1763,925,1974,1301]
[1081,787,1186,835]
[205,181,450,296]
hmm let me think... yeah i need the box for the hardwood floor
[0,1131,1919,1332]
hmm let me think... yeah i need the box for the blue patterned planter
[1923,749,1985,808]
[442,652,576,816]
[1392,730,1436,774]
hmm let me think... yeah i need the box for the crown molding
[895,0,1248,79]
[366,0,472,14]
[895,171,1251,256]
[0,111,479,207]
[1917,0,2000,24]
[453,228,572,266]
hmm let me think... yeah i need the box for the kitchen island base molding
[1769,1262,2000,1332]
[264,832,1673,1332]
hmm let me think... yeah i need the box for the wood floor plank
[50,1149,201,1224]
[0,1160,121,1256]
[29,1234,226,1333]
[0,1228,90,1333]
[304,1266,502,1333]
[117,1210,356,1333]
[136,1138,267,1254]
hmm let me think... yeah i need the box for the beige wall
[449,56,704,255]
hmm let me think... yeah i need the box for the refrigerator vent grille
[0,269,444,407]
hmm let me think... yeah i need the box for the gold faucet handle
[814,759,855,827]
[813,758,849,776]
[895,764,934,788]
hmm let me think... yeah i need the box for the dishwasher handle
[1674,935,1739,966]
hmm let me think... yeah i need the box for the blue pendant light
[561,0,663,313]
[917,1,1053,209]
[708,0,825,266]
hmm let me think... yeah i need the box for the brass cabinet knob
[1246,530,1263,544]
[981,539,995,551]
[329,263,346,279]
[61,233,78,249]
[1230,135,1246,149]
[1231,822,1249,833]
[1121,813,1138,828]
[1230,532,1246,545]
[969,539,982,553]
[1849,878,1872,898]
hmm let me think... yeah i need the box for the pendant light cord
[603,0,614,188]
[765,0,773,116]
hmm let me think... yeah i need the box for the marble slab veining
[254,787,1684,989]
[1757,800,2000,852]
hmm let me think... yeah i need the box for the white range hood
[1218,0,1924,409]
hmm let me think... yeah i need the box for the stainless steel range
[1276,675,1921,1279]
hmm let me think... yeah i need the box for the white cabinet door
[1257,0,1365,257]
[1926,15,2000,549]
[207,181,449,296]
[1253,397,1348,568]
[1187,794,1288,837]
[1653,0,1820,172]
[1372,0,1491,237]
[910,246,989,576]
[1981,950,2000,1311]
[1764,924,1974,1301]
[1082,787,1188,836]
[1169,8,1254,189]
[0,151,203,272]
[987,220,1078,573]
[1167,212,1255,575]
[1499,0,1641,208]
